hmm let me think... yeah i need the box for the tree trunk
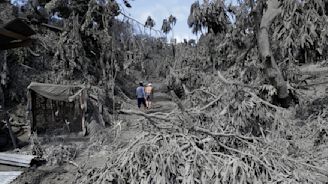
[99,50,106,80]
[257,0,288,100]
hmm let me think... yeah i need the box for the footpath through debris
[6,81,178,184]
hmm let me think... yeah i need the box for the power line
[119,11,164,36]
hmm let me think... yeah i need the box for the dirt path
[147,92,176,113]
[116,82,177,141]
[11,81,177,184]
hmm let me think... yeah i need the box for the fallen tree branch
[192,126,261,141]
[189,94,224,112]
[183,84,217,98]
[283,157,328,178]
[89,94,98,101]
[198,94,223,111]
[119,109,170,122]
[151,110,176,118]
[297,80,328,88]
[119,109,183,132]
[217,70,258,89]
[20,63,37,71]
[247,92,284,110]
[298,64,328,76]
[115,86,131,101]
[170,90,186,112]
[27,48,41,57]
[67,160,79,168]
[41,23,64,32]
[217,70,283,110]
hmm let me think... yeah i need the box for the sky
[11,0,236,42]
[118,0,197,42]
[11,0,197,42]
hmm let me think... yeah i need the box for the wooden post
[4,112,17,149]
[50,100,55,122]
[31,91,37,132]
[81,108,86,136]
[80,90,87,136]
[43,97,47,126]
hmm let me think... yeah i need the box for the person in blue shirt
[136,81,147,109]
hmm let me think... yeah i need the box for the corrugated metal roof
[0,153,36,168]
[0,171,23,184]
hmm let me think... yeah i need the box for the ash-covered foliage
[75,101,328,183]
[1,0,328,183]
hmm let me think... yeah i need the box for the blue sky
[118,0,236,42]
[12,0,197,41]
[118,0,197,42]
[11,0,235,42]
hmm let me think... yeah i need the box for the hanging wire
[119,11,163,35]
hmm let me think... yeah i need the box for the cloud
[170,6,189,22]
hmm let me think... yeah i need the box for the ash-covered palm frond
[161,18,171,34]
[168,14,176,26]
[144,15,155,28]
[123,0,131,8]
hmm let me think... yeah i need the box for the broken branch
[119,109,170,121]
[192,126,261,141]
[217,70,258,89]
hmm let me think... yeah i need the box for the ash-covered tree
[188,0,229,35]
[144,16,155,36]
[0,0,137,111]
[161,14,177,40]
[188,0,328,107]
[161,18,171,37]
[168,14,177,38]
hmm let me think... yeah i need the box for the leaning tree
[188,0,328,107]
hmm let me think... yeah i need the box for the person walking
[136,81,147,109]
[145,83,154,109]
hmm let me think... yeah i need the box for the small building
[27,82,87,135]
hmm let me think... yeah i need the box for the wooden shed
[27,82,87,135]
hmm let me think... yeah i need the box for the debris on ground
[43,143,79,166]
[1,0,328,183]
